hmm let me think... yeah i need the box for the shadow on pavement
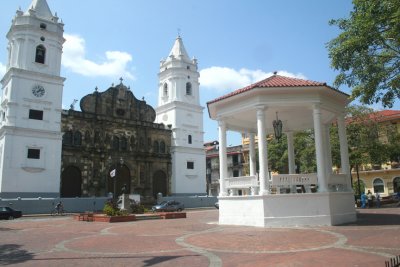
[0,244,34,265]
[356,212,400,226]
[143,255,183,266]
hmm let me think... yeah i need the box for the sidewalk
[1,207,400,266]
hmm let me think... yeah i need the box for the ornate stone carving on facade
[80,82,156,122]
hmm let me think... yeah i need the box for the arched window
[73,131,82,146]
[120,137,127,151]
[186,82,192,95]
[63,131,73,146]
[113,136,120,150]
[153,141,159,153]
[94,131,100,143]
[393,177,400,193]
[35,45,46,64]
[160,141,166,153]
[373,178,385,193]
[163,83,168,97]
[188,135,192,144]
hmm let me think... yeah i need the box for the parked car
[152,200,184,212]
[214,202,219,209]
[0,207,22,220]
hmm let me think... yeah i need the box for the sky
[1,0,398,146]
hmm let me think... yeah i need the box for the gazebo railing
[270,174,318,194]
[225,175,258,195]
[223,173,348,195]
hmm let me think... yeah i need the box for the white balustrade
[225,175,258,189]
[271,174,317,186]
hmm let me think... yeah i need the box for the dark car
[152,200,184,212]
[0,207,22,220]
[215,202,219,209]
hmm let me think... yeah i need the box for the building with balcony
[205,141,245,196]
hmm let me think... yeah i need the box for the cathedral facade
[61,81,172,199]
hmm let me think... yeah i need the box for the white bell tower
[0,0,65,198]
[156,36,206,195]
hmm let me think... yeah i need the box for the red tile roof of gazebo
[207,74,346,104]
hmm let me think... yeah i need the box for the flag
[110,169,116,178]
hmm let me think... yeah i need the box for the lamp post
[273,112,283,141]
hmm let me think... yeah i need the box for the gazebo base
[218,192,356,227]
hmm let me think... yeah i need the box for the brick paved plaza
[1,207,400,267]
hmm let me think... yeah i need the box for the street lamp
[273,112,283,141]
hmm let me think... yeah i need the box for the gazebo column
[313,104,328,192]
[323,124,333,177]
[218,120,228,196]
[257,107,269,195]
[337,113,352,191]
[287,131,296,174]
[249,133,257,195]
[249,133,257,176]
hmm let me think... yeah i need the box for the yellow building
[352,110,400,197]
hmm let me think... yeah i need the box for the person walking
[360,192,367,208]
[367,190,373,208]
[375,192,381,208]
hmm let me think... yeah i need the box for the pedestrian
[360,192,367,208]
[55,201,63,214]
[375,192,381,208]
[367,190,373,208]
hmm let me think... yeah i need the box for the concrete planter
[157,212,186,219]
[75,213,136,222]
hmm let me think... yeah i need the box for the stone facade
[61,81,172,200]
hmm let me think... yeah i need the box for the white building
[155,36,206,195]
[0,0,65,198]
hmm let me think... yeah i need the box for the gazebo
[207,74,356,227]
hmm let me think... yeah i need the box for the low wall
[160,195,218,208]
[0,197,108,215]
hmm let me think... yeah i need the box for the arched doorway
[393,177,400,193]
[61,166,82,197]
[107,164,131,197]
[153,170,167,198]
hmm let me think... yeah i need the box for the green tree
[327,0,400,108]
[268,135,288,173]
[294,130,317,173]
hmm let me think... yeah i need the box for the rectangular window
[27,148,40,159]
[29,109,43,120]
[187,161,194,169]
[232,154,239,165]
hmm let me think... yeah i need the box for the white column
[249,133,256,176]
[313,104,328,192]
[337,113,352,191]
[218,120,228,196]
[257,107,269,195]
[287,131,296,174]
[323,124,333,177]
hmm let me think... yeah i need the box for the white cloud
[199,67,306,92]
[0,62,6,78]
[62,34,135,80]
